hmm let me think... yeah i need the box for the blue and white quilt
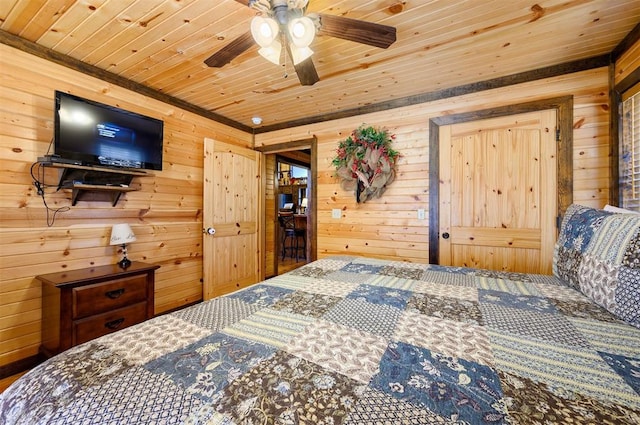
[2,255,639,424]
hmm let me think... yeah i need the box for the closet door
[439,110,557,274]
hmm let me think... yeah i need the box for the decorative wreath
[332,125,400,203]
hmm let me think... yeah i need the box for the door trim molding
[428,96,574,264]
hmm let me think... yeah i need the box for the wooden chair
[278,212,295,260]
[293,214,307,261]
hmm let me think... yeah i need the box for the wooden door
[439,110,557,274]
[203,138,262,299]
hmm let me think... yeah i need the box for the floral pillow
[553,204,640,328]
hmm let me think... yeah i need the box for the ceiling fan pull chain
[282,34,289,79]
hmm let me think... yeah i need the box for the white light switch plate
[332,209,342,219]
[417,209,426,220]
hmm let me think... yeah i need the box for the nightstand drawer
[73,275,148,319]
[74,302,148,345]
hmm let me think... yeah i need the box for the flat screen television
[54,91,163,171]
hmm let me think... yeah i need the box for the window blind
[621,84,640,211]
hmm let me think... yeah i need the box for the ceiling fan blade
[284,42,319,86]
[204,32,254,67]
[317,14,396,49]
[293,57,319,86]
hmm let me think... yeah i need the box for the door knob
[442,232,450,239]
[203,227,216,235]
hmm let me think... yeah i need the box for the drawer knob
[105,288,125,299]
[105,318,125,330]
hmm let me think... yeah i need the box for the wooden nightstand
[37,262,160,358]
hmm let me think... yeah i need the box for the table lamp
[110,223,136,268]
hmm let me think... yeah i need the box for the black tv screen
[54,91,163,170]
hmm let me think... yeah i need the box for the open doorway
[276,156,310,275]
[255,137,317,278]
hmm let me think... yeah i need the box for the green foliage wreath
[332,125,400,203]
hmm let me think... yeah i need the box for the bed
[2,204,639,424]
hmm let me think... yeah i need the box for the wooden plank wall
[255,67,613,263]
[0,44,251,368]
[2,40,630,371]
[615,38,640,85]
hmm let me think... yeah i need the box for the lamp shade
[110,223,136,246]
[251,16,279,47]
[258,40,282,65]
[288,17,315,48]
[301,198,308,208]
[290,45,313,65]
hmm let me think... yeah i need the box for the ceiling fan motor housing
[272,1,290,26]
[254,0,307,27]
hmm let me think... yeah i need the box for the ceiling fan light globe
[258,40,282,65]
[291,21,305,38]
[251,16,279,47]
[290,45,313,65]
[288,17,315,48]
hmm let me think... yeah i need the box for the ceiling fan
[204,0,397,86]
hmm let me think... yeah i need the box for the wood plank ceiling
[1,0,639,131]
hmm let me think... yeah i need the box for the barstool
[293,215,307,261]
[279,212,295,260]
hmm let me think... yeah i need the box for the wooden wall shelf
[38,161,153,206]
[66,183,139,206]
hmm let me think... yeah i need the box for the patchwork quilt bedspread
[2,256,639,424]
